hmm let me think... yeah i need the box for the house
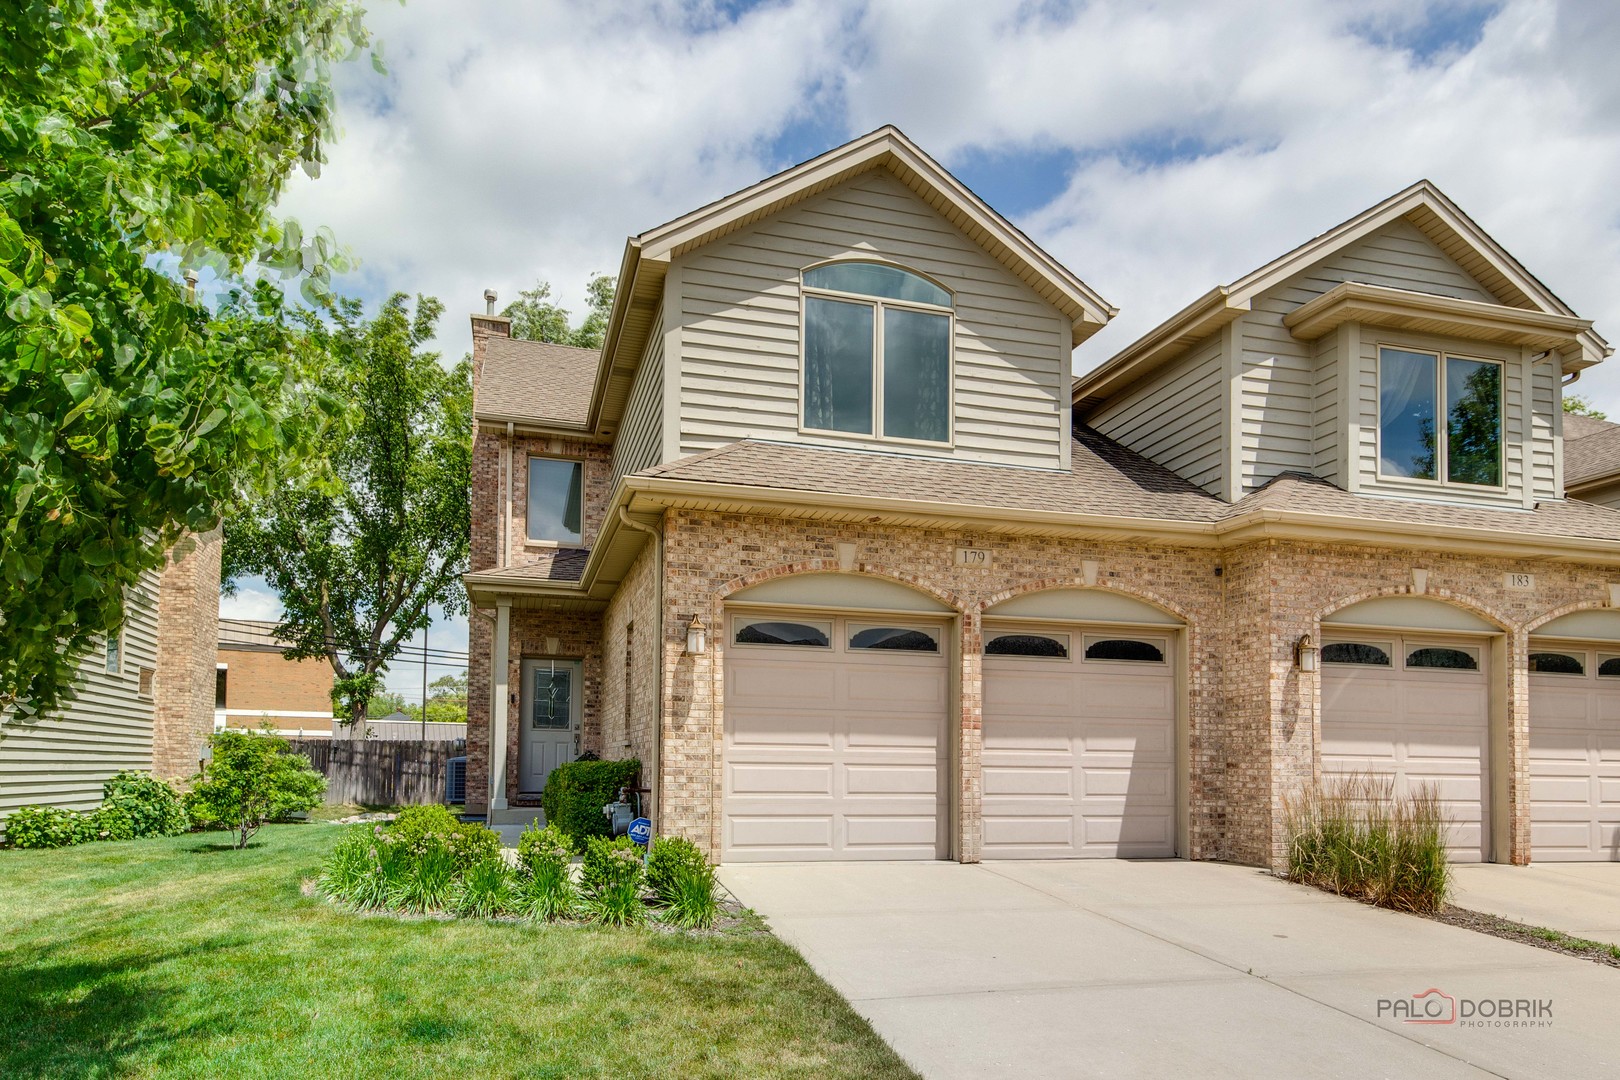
[1,531,222,821]
[464,126,1620,869]
[215,618,338,737]
[1563,413,1620,509]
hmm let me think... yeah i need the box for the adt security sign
[628,817,653,846]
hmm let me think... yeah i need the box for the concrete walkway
[1452,863,1620,948]
[719,860,1620,1080]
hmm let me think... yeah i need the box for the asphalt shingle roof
[476,337,599,428]
[1563,414,1620,485]
[470,550,590,584]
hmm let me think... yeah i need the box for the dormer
[1076,181,1610,507]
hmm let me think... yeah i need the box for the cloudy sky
[225,0,1620,696]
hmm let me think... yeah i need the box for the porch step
[487,806,546,847]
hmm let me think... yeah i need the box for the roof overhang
[1074,287,1250,410]
[471,414,602,441]
[1283,282,1594,363]
[464,474,1620,612]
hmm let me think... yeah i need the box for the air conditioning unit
[445,756,466,805]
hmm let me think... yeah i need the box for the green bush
[661,859,720,930]
[86,803,136,842]
[580,836,646,927]
[452,857,518,918]
[388,805,501,870]
[318,826,377,904]
[646,836,708,905]
[100,771,189,838]
[388,842,458,913]
[4,805,90,849]
[1284,772,1452,913]
[186,730,326,848]
[515,822,576,921]
[540,758,640,846]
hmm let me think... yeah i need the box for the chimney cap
[483,288,497,315]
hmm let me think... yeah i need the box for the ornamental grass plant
[1283,771,1451,913]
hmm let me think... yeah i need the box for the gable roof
[474,336,599,430]
[1075,179,1611,408]
[590,126,1117,438]
[1564,413,1620,488]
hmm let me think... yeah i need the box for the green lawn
[0,825,916,1079]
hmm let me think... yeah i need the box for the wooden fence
[287,738,465,806]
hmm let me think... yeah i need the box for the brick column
[1505,629,1531,864]
[958,609,983,864]
[490,599,512,813]
[151,529,222,779]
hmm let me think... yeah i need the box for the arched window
[802,262,952,444]
[1322,642,1392,666]
[1083,638,1165,663]
[1406,646,1479,671]
[1529,652,1585,676]
[734,620,831,648]
[985,633,1069,658]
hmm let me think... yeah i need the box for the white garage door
[723,612,948,862]
[981,624,1177,859]
[1320,636,1489,861]
[1528,644,1620,861]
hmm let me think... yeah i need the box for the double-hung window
[527,456,583,545]
[801,261,953,444]
[1378,346,1502,487]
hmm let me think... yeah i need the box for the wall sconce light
[685,615,708,656]
[1295,633,1318,673]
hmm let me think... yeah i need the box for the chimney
[469,288,511,416]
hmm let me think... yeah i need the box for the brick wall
[216,645,335,734]
[150,529,222,779]
[600,540,660,801]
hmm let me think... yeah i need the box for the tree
[0,0,373,715]
[186,729,326,849]
[1565,395,1609,421]
[222,294,472,733]
[502,275,616,350]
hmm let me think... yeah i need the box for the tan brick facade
[215,645,335,735]
[150,529,222,779]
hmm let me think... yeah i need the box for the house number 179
[956,548,991,567]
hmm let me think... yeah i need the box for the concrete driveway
[1452,863,1620,948]
[718,860,1620,1079]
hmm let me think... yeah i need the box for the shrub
[318,827,377,903]
[4,805,89,849]
[660,859,720,930]
[100,771,189,838]
[452,857,518,918]
[186,730,326,848]
[646,836,708,905]
[86,803,136,842]
[388,805,501,870]
[515,822,576,921]
[540,758,640,847]
[388,842,459,913]
[580,835,646,927]
[1284,772,1451,913]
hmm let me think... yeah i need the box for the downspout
[616,506,663,837]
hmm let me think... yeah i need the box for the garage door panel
[982,815,1074,848]
[1083,765,1170,798]
[843,815,939,849]
[727,815,835,852]
[983,765,1074,797]
[845,666,947,708]
[1531,774,1594,803]
[843,762,937,796]
[726,710,838,748]
[843,716,942,749]
[1404,729,1491,761]
[1531,730,1591,761]
[1081,725,1172,755]
[984,672,1075,710]
[1078,676,1175,717]
[729,662,839,705]
[1083,813,1173,847]
[728,762,834,796]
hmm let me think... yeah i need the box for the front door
[519,658,581,795]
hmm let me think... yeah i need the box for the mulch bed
[1429,905,1620,969]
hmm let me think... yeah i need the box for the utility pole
[420,628,428,742]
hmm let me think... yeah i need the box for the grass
[1431,906,1620,967]
[0,825,916,1079]
[1282,772,1451,913]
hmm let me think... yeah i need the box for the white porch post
[490,598,512,813]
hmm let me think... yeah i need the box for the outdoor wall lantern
[1295,633,1318,673]
[686,615,708,656]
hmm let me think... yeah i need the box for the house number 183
[1505,572,1534,590]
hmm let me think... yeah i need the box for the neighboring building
[1,531,222,821]
[465,126,1620,870]
[1563,412,1620,509]
[215,618,337,737]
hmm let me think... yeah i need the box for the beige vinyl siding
[611,316,664,488]
[1089,331,1225,494]
[1312,330,1341,483]
[673,170,1070,469]
[1573,479,1620,510]
[1530,360,1558,501]
[0,573,160,823]
[1241,217,1513,497]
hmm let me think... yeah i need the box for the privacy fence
[287,738,465,806]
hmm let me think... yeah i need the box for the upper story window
[105,629,122,676]
[1378,346,1502,487]
[527,456,583,545]
[801,261,952,445]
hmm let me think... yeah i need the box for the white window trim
[798,260,956,449]
[524,454,585,546]
[1374,342,1506,492]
